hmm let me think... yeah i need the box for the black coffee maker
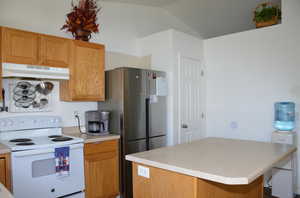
[85,111,110,135]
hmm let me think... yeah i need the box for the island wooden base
[132,163,263,198]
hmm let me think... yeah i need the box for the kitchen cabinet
[40,35,71,68]
[0,26,106,102]
[1,27,71,68]
[84,140,119,198]
[2,27,39,65]
[0,153,11,191]
[60,40,105,101]
[132,162,263,198]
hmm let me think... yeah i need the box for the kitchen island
[126,138,296,198]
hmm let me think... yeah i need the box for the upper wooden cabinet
[40,35,71,68]
[60,40,105,101]
[1,27,71,68]
[0,27,106,102]
[2,28,39,65]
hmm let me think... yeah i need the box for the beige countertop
[0,144,10,155]
[0,183,13,198]
[63,127,120,143]
[126,137,296,185]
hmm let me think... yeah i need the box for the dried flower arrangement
[61,0,101,41]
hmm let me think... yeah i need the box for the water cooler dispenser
[271,102,296,198]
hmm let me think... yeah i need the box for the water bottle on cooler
[274,102,295,131]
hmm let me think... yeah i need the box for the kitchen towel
[55,147,70,177]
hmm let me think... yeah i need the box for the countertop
[126,137,297,185]
[63,127,120,143]
[0,144,10,154]
[0,183,13,198]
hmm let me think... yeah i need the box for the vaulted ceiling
[101,0,281,38]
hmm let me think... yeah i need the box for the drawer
[84,140,118,155]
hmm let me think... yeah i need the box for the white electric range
[0,116,85,198]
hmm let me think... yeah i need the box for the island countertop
[126,137,296,185]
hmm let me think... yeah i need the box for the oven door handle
[12,143,83,158]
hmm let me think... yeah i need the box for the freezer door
[126,139,147,154]
[147,71,167,138]
[123,69,147,141]
[149,136,167,150]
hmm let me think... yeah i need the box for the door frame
[177,53,204,144]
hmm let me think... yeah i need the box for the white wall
[138,29,204,145]
[204,0,300,192]
[0,0,198,56]
[0,0,197,126]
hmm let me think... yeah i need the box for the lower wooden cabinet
[0,153,11,191]
[84,140,119,198]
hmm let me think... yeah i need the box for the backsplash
[0,79,97,127]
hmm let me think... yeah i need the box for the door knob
[181,124,188,129]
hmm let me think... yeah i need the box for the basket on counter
[253,2,281,28]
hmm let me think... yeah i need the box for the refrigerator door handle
[120,113,124,132]
[146,98,150,150]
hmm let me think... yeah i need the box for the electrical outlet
[230,121,238,130]
[138,165,150,178]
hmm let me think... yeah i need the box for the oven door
[11,143,85,198]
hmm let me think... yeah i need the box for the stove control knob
[51,188,55,193]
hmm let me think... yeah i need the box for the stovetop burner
[51,137,74,142]
[10,138,33,143]
[48,135,63,138]
[16,142,35,146]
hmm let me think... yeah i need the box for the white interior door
[178,54,203,144]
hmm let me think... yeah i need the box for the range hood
[2,63,70,80]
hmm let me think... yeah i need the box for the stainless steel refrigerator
[98,67,167,198]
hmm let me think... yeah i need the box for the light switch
[138,165,150,178]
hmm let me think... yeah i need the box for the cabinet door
[40,35,71,68]
[84,140,119,198]
[0,158,6,186]
[2,28,39,64]
[71,41,105,101]
[0,153,10,191]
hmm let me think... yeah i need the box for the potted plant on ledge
[61,0,101,41]
[253,2,281,28]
